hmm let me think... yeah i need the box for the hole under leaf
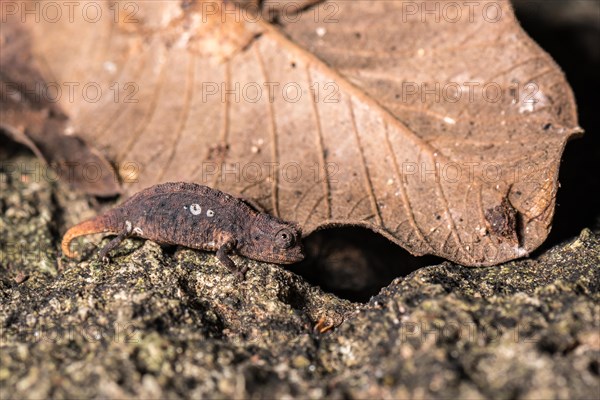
[289,227,441,303]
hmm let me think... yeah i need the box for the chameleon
[61,182,304,278]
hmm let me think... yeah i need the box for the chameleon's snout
[283,246,305,263]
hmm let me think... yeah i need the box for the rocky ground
[1,149,599,399]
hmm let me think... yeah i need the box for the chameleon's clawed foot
[235,265,248,281]
[98,245,111,263]
[97,226,130,263]
[217,240,247,280]
[101,255,111,265]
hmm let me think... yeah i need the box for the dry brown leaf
[0,19,120,196]
[0,0,581,265]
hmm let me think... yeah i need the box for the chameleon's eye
[275,229,295,249]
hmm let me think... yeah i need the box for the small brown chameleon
[62,182,304,277]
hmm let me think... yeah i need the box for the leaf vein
[157,53,196,181]
[384,122,435,252]
[307,66,332,219]
[254,44,280,217]
[348,98,383,226]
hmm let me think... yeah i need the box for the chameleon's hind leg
[217,239,247,280]
[98,221,133,262]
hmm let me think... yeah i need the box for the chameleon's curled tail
[61,215,114,258]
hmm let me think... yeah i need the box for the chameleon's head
[239,214,304,264]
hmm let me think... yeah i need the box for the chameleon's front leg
[217,239,247,280]
[98,221,133,262]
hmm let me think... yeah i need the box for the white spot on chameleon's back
[207,209,215,217]
[190,204,202,215]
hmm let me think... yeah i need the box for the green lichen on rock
[1,153,599,399]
